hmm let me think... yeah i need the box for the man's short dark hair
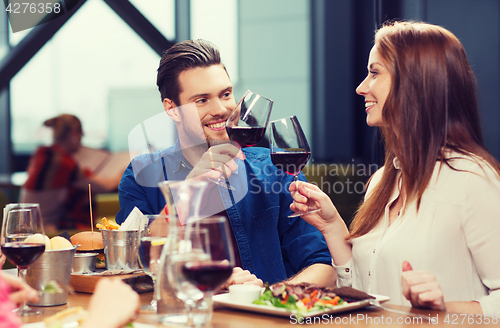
[156,39,225,105]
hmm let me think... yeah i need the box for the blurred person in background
[20,114,123,232]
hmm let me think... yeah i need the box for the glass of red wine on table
[1,204,45,316]
[182,216,234,323]
[167,216,234,327]
[166,227,209,327]
[207,90,273,190]
[269,116,321,217]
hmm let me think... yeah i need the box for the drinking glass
[226,90,273,148]
[269,116,320,217]
[1,204,45,315]
[183,216,235,322]
[207,90,273,190]
[166,226,209,327]
[137,214,169,312]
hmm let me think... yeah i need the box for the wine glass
[269,116,320,217]
[137,214,169,312]
[183,216,235,323]
[226,90,273,148]
[166,226,209,327]
[1,204,45,316]
[207,90,273,190]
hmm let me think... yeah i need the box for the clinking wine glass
[226,90,273,148]
[182,216,234,323]
[137,214,169,312]
[1,204,45,316]
[207,90,273,190]
[269,116,320,217]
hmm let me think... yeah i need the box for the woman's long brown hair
[349,21,500,239]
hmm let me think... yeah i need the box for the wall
[236,0,312,144]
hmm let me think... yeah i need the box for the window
[10,0,175,153]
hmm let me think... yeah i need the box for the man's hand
[222,267,263,289]
[187,143,245,181]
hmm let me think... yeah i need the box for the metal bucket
[72,253,98,274]
[102,230,139,270]
[26,246,77,306]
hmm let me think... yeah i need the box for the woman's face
[356,45,392,127]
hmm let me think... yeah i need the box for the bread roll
[70,231,104,251]
[24,233,51,250]
[50,236,73,250]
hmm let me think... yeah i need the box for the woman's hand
[222,267,263,289]
[401,261,446,311]
[0,271,39,306]
[289,181,342,234]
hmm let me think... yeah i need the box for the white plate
[213,293,390,318]
[22,322,155,328]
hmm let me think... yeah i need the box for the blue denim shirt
[116,140,332,284]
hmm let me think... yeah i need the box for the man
[116,39,335,286]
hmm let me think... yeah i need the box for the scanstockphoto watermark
[289,313,436,325]
[3,0,79,33]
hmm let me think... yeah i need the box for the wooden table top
[18,291,497,327]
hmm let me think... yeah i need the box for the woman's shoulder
[443,150,500,180]
[365,166,385,198]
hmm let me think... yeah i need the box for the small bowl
[72,253,98,274]
[229,284,262,303]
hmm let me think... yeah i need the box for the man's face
[176,65,236,144]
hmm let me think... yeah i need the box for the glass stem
[185,299,196,327]
[204,291,214,323]
[18,267,29,311]
[151,276,158,301]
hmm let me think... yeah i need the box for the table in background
[19,291,496,327]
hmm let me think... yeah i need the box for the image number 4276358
[3,0,78,33]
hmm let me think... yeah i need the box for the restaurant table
[19,291,498,327]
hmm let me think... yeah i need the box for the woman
[290,21,500,315]
[20,114,122,231]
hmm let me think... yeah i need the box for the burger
[70,231,106,269]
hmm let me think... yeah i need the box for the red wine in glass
[226,126,267,148]
[208,91,272,190]
[1,205,45,316]
[270,149,311,176]
[269,116,320,218]
[1,242,45,268]
[182,261,233,292]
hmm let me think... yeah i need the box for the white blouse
[334,152,500,315]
